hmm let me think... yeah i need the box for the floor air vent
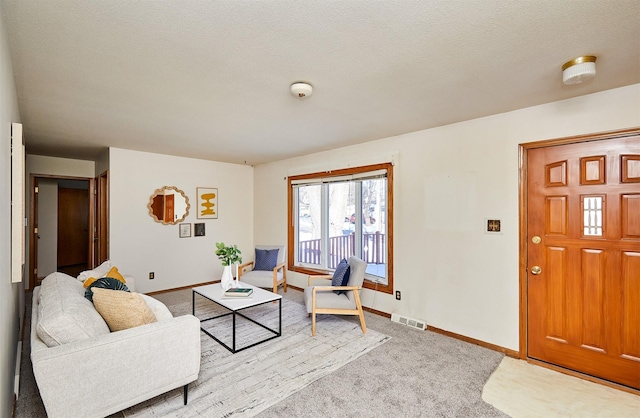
[391,314,426,331]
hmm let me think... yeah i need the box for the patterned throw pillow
[85,277,130,302]
[331,258,351,295]
[254,249,279,271]
[83,266,127,288]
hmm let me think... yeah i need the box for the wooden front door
[526,132,640,389]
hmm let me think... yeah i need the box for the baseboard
[427,325,519,358]
[287,284,304,292]
[177,282,515,358]
[14,341,22,399]
[145,280,217,296]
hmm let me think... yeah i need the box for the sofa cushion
[37,272,110,347]
[92,288,157,332]
[77,260,113,283]
[85,277,130,302]
[140,294,174,321]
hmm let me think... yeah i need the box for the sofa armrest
[31,315,201,418]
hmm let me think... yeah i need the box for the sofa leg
[184,384,188,405]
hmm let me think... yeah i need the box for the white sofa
[31,272,201,418]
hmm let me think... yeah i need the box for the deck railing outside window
[298,232,386,268]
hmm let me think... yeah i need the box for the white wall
[0,6,22,416]
[109,148,253,293]
[36,179,57,276]
[253,84,640,351]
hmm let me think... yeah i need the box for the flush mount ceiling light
[562,55,597,85]
[290,82,313,98]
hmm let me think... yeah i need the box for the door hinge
[34,268,37,275]
[34,186,39,193]
[34,227,38,234]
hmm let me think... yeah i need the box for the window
[288,163,393,294]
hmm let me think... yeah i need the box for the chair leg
[354,290,367,334]
[311,290,317,336]
[183,384,188,405]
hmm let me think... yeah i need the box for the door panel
[527,134,640,389]
[57,187,89,267]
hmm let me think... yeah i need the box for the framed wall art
[194,223,206,237]
[179,223,191,238]
[196,187,218,219]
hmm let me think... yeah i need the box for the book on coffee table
[224,287,253,297]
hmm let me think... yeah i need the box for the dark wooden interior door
[97,171,109,265]
[527,135,640,389]
[57,187,89,267]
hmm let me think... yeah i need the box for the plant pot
[221,265,233,291]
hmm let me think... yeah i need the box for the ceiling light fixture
[562,55,597,85]
[290,82,313,98]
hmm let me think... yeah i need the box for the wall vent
[391,313,426,331]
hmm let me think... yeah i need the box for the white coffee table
[192,282,282,353]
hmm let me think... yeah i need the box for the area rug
[122,297,391,417]
[482,357,640,418]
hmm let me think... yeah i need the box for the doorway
[29,175,96,288]
[520,128,640,390]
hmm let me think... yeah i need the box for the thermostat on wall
[484,218,502,234]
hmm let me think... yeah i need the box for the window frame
[287,162,394,294]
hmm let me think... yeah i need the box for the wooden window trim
[287,162,394,294]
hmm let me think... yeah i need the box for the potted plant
[215,242,242,290]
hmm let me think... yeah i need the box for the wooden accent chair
[238,245,287,294]
[304,256,367,336]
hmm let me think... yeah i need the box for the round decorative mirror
[147,186,190,225]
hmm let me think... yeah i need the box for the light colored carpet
[122,297,391,417]
[482,357,640,418]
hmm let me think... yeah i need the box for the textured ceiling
[2,0,639,165]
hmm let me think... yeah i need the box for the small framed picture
[179,223,191,238]
[194,223,205,237]
[196,187,218,219]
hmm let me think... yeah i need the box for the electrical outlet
[395,291,401,300]
[149,272,154,280]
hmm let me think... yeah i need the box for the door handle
[531,265,542,275]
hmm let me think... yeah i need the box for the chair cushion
[304,286,356,313]
[255,245,286,265]
[241,270,284,289]
[254,248,279,271]
[92,288,157,332]
[36,272,110,347]
[331,258,351,294]
[85,277,130,302]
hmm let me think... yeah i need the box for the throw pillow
[77,260,113,283]
[83,266,127,288]
[254,248,279,271]
[332,258,351,295]
[85,277,130,302]
[92,288,157,332]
